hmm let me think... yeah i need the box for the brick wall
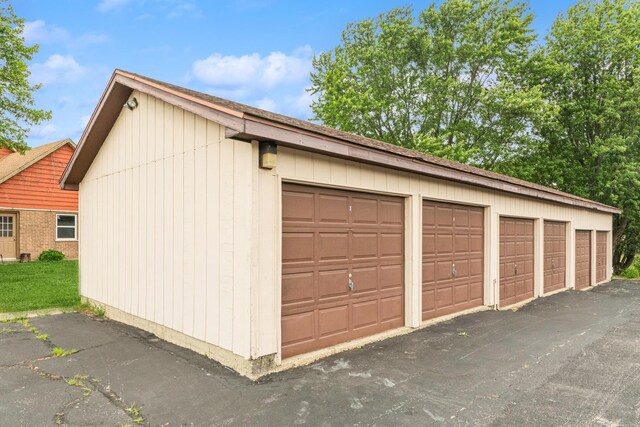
[18,210,78,259]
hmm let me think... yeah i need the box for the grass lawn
[0,260,79,313]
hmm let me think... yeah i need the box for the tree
[0,0,51,153]
[309,0,547,167]
[520,0,640,272]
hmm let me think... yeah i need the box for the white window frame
[56,214,77,241]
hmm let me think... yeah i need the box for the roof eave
[61,70,621,215]
[232,116,621,215]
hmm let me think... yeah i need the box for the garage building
[61,70,620,377]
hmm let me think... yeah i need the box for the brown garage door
[281,184,404,359]
[575,230,591,289]
[596,231,607,283]
[422,201,483,320]
[500,217,534,306]
[543,221,566,293]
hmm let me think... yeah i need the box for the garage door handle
[452,267,457,278]
[348,277,354,291]
[514,263,518,274]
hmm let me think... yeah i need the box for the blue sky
[15,0,574,147]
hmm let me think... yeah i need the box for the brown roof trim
[60,69,621,215]
[235,118,620,214]
[0,138,75,185]
[60,72,132,189]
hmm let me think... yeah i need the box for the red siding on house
[0,147,13,159]
[0,145,78,211]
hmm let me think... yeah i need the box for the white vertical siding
[79,91,252,358]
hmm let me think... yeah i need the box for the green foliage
[519,0,640,271]
[50,347,78,357]
[621,267,639,279]
[0,260,79,312]
[310,0,547,167]
[76,301,105,317]
[0,0,51,152]
[620,257,640,278]
[312,0,640,269]
[38,249,65,262]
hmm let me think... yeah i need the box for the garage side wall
[79,91,252,358]
[250,146,613,358]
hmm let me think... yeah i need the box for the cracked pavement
[2,280,640,426]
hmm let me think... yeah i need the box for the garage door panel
[436,287,454,308]
[454,284,469,303]
[437,261,454,281]
[381,233,403,257]
[422,201,484,321]
[318,194,349,224]
[380,265,403,289]
[436,206,453,227]
[469,282,483,300]
[500,217,535,306]
[318,232,348,261]
[575,230,591,289]
[422,290,436,312]
[469,259,483,276]
[351,233,377,259]
[543,221,567,293]
[317,269,350,300]
[318,305,350,337]
[423,233,436,256]
[596,231,607,283]
[469,210,483,228]
[470,235,483,252]
[282,272,315,305]
[454,208,469,226]
[282,183,405,359]
[380,296,403,322]
[381,201,403,226]
[352,300,378,329]
[282,312,315,347]
[423,258,435,277]
[436,234,453,254]
[282,233,314,263]
[454,235,469,252]
[351,267,378,293]
[423,205,436,226]
[351,198,378,224]
[282,191,315,223]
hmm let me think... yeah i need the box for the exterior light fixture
[124,97,138,110]
[259,140,277,169]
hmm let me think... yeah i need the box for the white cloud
[255,97,277,112]
[23,20,108,49]
[73,33,110,47]
[30,54,89,86]
[97,0,132,12]
[23,20,69,44]
[192,45,313,90]
[287,87,315,118]
[167,2,198,18]
[30,124,57,138]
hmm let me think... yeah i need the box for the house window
[56,214,77,241]
[0,215,13,237]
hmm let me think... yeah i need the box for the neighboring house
[61,70,619,378]
[0,139,78,261]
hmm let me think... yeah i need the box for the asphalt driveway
[2,280,640,426]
